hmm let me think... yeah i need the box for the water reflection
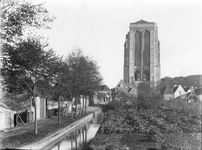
[50,110,103,150]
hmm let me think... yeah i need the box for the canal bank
[49,107,104,150]
[0,106,101,149]
[20,113,94,149]
[19,106,102,150]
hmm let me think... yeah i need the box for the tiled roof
[172,85,179,93]
[128,87,137,95]
[161,86,173,94]
[183,86,191,92]
[116,79,127,88]
[115,90,128,98]
[98,85,110,91]
[131,20,155,25]
[186,92,192,98]
[161,87,167,94]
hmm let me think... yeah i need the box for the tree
[1,0,55,92]
[1,0,55,134]
[1,0,55,44]
[2,37,60,134]
[66,50,103,116]
[50,60,72,123]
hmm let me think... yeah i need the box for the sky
[32,0,202,88]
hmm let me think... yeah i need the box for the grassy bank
[0,113,90,149]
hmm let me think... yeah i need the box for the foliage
[136,93,164,110]
[165,98,202,116]
[65,50,103,100]
[137,83,151,95]
[2,37,60,98]
[1,0,56,108]
[95,107,201,149]
[1,0,55,43]
[50,59,72,101]
[161,75,202,88]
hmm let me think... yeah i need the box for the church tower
[124,20,160,89]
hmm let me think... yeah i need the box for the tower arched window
[135,71,141,81]
[143,30,150,66]
[135,31,141,66]
[143,70,150,81]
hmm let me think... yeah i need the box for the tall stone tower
[124,20,160,89]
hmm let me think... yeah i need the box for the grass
[0,113,90,149]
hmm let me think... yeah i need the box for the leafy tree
[2,37,60,134]
[1,0,55,134]
[1,0,55,93]
[1,0,55,43]
[50,60,73,123]
[161,75,202,88]
[66,50,103,116]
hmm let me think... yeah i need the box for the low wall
[19,113,94,150]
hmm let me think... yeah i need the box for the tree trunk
[82,96,84,114]
[34,94,37,134]
[84,96,87,114]
[71,97,74,119]
[58,95,61,124]
[16,112,18,127]
[75,100,78,117]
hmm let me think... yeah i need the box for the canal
[49,110,104,150]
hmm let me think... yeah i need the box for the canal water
[50,110,104,150]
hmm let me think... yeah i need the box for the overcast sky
[33,0,202,88]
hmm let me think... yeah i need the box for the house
[113,90,128,101]
[172,85,186,98]
[0,104,16,130]
[185,92,196,103]
[183,86,195,94]
[161,86,174,101]
[112,79,138,100]
[114,79,128,93]
[93,85,112,104]
[195,88,202,101]
[128,87,138,98]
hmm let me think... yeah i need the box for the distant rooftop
[130,19,155,25]
[172,85,179,93]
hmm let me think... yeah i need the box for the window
[135,31,141,66]
[143,70,150,81]
[135,71,141,81]
[143,30,150,66]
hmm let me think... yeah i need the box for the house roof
[98,85,110,91]
[172,85,180,93]
[128,87,138,95]
[186,92,193,98]
[161,86,173,94]
[195,88,202,95]
[183,86,192,92]
[115,90,128,99]
[130,20,155,25]
[116,79,128,88]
